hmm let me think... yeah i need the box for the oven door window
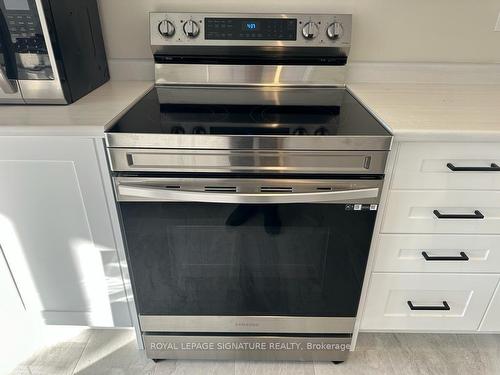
[120,202,376,317]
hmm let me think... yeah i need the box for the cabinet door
[0,137,131,327]
[480,282,500,332]
[0,243,40,374]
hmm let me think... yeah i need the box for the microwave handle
[0,8,18,94]
[117,184,380,204]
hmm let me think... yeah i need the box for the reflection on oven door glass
[121,202,376,317]
[168,225,328,281]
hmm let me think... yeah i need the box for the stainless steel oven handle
[117,184,379,204]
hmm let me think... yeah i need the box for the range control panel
[205,18,297,41]
[150,12,352,47]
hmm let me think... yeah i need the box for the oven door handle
[117,184,380,204]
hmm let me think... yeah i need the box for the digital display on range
[244,22,258,30]
[205,18,297,40]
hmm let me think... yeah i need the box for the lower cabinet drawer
[392,142,500,191]
[361,273,499,331]
[373,235,500,273]
[382,190,500,234]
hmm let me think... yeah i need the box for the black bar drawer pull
[447,163,500,172]
[407,300,450,311]
[433,210,484,219]
[422,251,469,261]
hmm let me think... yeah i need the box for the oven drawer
[392,143,500,190]
[381,190,500,234]
[373,235,500,273]
[143,334,351,361]
[361,273,499,331]
[139,315,354,334]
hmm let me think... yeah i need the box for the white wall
[97,0,500,63]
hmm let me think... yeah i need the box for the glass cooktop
[108,88,390,137]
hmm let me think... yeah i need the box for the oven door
[115,177,381,334]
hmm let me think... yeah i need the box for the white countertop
[0,81,153,137]
[347,83,500,142]
[2,80,500,142]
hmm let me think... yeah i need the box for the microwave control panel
[1,0,47,54]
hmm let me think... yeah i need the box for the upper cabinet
[0,137,131,327]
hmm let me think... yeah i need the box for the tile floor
[8,329,500,375]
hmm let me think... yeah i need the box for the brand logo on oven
[235,322,259,327]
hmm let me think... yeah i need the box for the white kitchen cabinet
[360,140,500,334]
[362,273,499,331]
[392,142,500,190]
[382,190,500,234]
[0,137,131,327]
[480,282,500,332]
[373,234,500,273]
[0,242,40,374]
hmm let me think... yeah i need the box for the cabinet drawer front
[374,235,500,273]
[393,143,500,190]
[382,190,500,234]
[361,274,499,331]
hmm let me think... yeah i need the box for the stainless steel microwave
[0,0,109,104]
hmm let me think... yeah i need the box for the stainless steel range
[105,11,392,363]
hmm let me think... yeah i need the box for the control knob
[193,126,207,134]
[171,126,185,134]
[183,20,200,38]
[315,127,329,135]
[302,22,319,40]
[327,22,343,40]
[158,20,175,38]
[293,128,308,135]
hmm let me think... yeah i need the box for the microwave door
[0,4,22,101]
[1,0,66,104]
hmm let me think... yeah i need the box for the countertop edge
[0,81,154,137]
[347,83,500,143]
[102,83,154,133]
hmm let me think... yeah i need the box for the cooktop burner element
[161,103,340,135]
[107,88,390,139]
